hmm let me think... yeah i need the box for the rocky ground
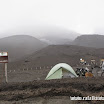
[0,77,104,104]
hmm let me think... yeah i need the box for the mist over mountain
[39,36,72,45]
[1,33,104,64]
[38,27,79,45]
[0,35,47,61]
[72,35,104,48]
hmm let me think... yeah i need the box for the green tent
[45,63,78,80]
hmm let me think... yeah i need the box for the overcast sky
[0,0,104,38]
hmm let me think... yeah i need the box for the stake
[4,63,8,83]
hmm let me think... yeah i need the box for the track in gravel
[0,77,104,104]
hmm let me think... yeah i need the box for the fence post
[4,63,8,83]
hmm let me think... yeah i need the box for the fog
[0,0,104,39]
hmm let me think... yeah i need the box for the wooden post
[4,63,8,83]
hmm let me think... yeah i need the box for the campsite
[1,0,104,103]
[0,43,104,104]
[0,45,104,104]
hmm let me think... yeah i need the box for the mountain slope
[0,35,48,61]
[8,45,104,71]
[72,35,104,48]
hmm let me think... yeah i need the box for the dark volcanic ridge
[72,34,104,48]
[7,45,104,72]
[39,34,104,49]
[0,34,104,63]
[0,35,48,61]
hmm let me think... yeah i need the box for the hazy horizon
[0,0,104,39]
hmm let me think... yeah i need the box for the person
[101,62,104,71]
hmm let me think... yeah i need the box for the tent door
[47,68,63,79]
[62,68,75,78]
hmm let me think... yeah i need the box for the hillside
[0,35,48,61]
[72,35,104,48]
[0,45,104,104]
[7,45,104,72]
